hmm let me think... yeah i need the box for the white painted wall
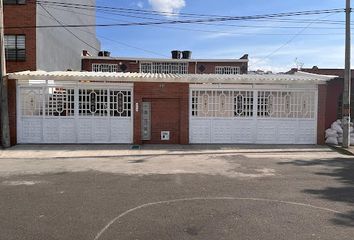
[36,0,100,71]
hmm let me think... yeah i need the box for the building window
[140,62,188,74]
[92,63,118,72]
[215,66,241,74]
[4,0,26,4]
[4,35,26,61]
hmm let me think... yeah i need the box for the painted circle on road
[94,197,346,240]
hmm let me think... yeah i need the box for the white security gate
[17,83,133,144]
[190,85,318,144]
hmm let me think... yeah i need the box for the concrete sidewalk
[328,145,354,156]
[0,144,337,160]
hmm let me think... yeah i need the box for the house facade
[7,70,334,146]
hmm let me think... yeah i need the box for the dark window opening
[4,0,26,5]
[4,35,26,61]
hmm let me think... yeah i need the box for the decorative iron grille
[78,89,109,116]
[20,87,132,118]
[257,91,315,118]
[192,89,315,119]
[45,87,75,116]
[20,88,43,116]
[191,90,253,118]
[109,90,132,117]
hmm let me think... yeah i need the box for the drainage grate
[131,145,141,150]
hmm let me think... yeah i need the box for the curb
[327,144,354,156]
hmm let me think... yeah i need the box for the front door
[142,98,180,144]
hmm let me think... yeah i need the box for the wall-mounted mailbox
[161,131,170,141]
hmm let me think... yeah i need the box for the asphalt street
[0,145,353,240]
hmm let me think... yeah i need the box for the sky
[92,0,348,72]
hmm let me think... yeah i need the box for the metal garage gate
[17,82,133,144]
[189,85,318,144]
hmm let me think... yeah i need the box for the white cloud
[136,1,144,8]
[248,57,294,73]
[148,0,186,17]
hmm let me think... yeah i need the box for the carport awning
[8,70,337,85]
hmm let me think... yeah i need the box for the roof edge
[81,56,249,63]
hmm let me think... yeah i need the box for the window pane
[17,49,26,60]
[5,49,17,60]
[4,35,16,48]
[17,35,26,49]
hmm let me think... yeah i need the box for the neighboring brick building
[289,67,354,130]
[82,51,249,74]
[4,0,100,72]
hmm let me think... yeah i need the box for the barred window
[140,62,188,74]
[257,91,315,119]
[215,66,240,74]
[78,89,109,116]
[20,88,43,116]
[5,35,25,61]
[92,64,118,72]
[191,90,253,118]
[140,63,152,73]
[45,88,75,117]
[109,90,132,117]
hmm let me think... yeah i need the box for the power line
[38,4,100,51]
[4,8,345,29]
[28,0,351,28]
[250,12,339,69]
[28,0,349,28]
[40,4,347,33]
[36,8,168,57]
[33,1,349,26]
[41,3,346,30]
[37,1,343,21]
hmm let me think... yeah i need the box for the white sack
[326,137,338,145]
[325,128,338,138]
[331,122,343,134]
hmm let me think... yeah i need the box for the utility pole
[0,0,10,148]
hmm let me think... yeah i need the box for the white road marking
[93,197,343,240]
[2,180,44,186]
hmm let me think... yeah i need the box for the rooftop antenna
[294,58,304,70]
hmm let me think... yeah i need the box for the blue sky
[94,0,348,72]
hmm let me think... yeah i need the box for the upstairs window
[215,66,241,74]
[140,62,188,74]
[92,63,118,72]
[4,0,26,4]
[4,35,26,61]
